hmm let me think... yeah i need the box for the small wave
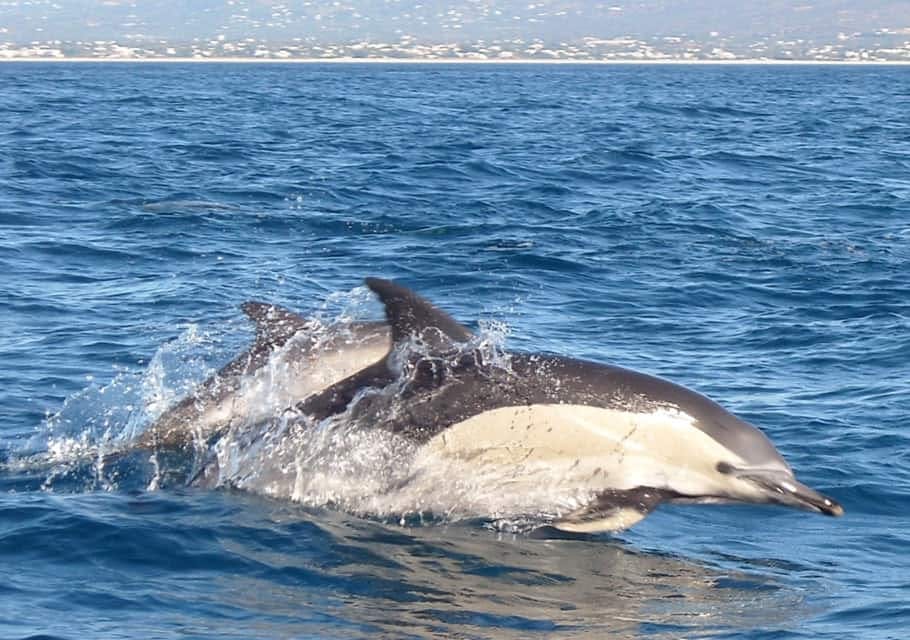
[636,101,770,120]
[140,199,239,213]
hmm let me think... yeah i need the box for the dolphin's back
[350,351,786,470]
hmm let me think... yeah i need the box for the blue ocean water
[1,61,909,639]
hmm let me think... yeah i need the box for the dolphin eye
[716,461,735,475]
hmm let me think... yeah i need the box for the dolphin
[138,301,391,450]
[298,278,844,533]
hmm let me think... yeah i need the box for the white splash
[12,290,585,531]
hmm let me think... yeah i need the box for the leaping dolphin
[139,301,391,450]
[297,278,844,533]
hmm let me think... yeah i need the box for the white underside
[412,403,753,518]
[210,402,763,532]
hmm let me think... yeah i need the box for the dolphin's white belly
[414,404,750,501]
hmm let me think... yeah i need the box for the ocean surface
[1,62,908,639]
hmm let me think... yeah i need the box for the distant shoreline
[1,56,909,65]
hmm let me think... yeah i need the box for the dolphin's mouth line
[737,471,845,517]
[664,486,844,517]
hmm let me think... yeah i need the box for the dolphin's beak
[737,469,845,517]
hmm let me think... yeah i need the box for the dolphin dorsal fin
[288,280,471,422]
[364,278,472,347]
[240,301,312,346]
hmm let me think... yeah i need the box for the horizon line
[2,56,909,65]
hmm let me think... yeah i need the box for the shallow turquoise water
[1,62,908,639]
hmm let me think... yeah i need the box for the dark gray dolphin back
[543,358,789,470]
[241,301,314,347]
[352,280,790,472]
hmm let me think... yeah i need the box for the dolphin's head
[712,458,845,517]
[604,367,844,518]
[687,403,844,517]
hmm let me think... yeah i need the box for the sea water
[1,62,908,639]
